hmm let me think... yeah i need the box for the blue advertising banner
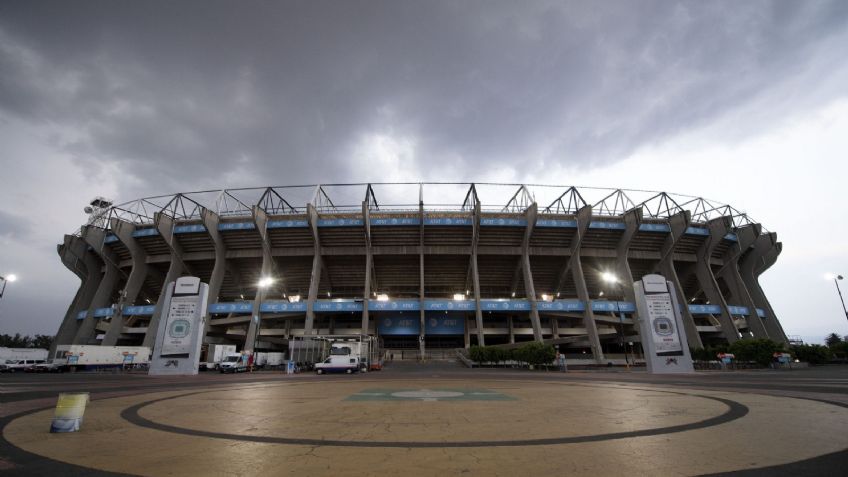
[369,300,420,311]
[424,300,475,311]
[377,315,421,335]
[425,314,465,335]
[93,307,114,318]
[218,222,256,231]
[371,217,420,226]
[260,302,307,313]
[638,223,671,233]
[423,217,473,226]
[480,217,527,227]
[536,219,578,228]
[684,227,710,236]
[313,300,363,312]
[104,234,120,244]
[317,218,363,227]
[480,299,531,311]
[724,233,738,242]
[688,304,722,314]
[76,311,86,320]
[589,221,626,230]
[756,308,766,318]
[132,228,159,237]
[267,219,309,228]
[727,305,749,315]
[123,305,156,316]
[590,301,636,313]
[174,224,207,234]
[209,302,254,314]
[538,300,584,312]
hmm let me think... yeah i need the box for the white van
[314,356,361,374]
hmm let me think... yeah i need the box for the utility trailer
[54,345,150,371]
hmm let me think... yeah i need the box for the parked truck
[254,352,285,368]
[54,345,151,370]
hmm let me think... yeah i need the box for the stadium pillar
[52,235,99,354]
[244,206,274,353]
[572,205,605,363]
[614,207,641,354]
[200,208,226,338]
[655,210,702,348]
[305,204,321,336]
[695,216,740,343]
[102,218,149,346]
[470,202,485,346]
[73,226,120,345]
[740,232,789,346]
[143,212,187,349]
[362,201,372,336]
[418,196,426,355]
[508,315,515,344]
[521,203,543,342]
[721,224,769,339]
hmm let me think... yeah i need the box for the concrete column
[720,224,769,339]
[470,202,485,346]
[52,235,99,353]
[362,201,372,335]
[655,211,702,348]
[508,315,515,344]
[695,217,739,343]
[73,226,120,344]
[102,219,149,346]
[244,206,273,352]
[418,199,426,355]
[142,212,186,348]
[572,205,604,363]
[305,204,321,336]
[521,203,543,342]
[615,208,641,304]
[740,232,789,345]
[200,208,226,339]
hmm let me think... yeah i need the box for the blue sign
[727,305,749,316]
[480,217,527,227]
[371,217,420,226]
[132,228,159,237]
[317,218,363,227]
[267,219,309,228]
[480,299,531,311]
[76,311,86,320]
[313,300,363,312]
[123,305,156,316]
[688,304,722,314]
[684,227,710,236]
[424,300,475,311]
[174,224,206,234]
[536,219,578,228]
[724,233,738,242]
[104,234,120,244]
[589,221,626,230]
[218,222,256,231]
[369,300,420,311]
[638,223,670,233]
[209,302,254,314]
[590,301,636,313]
[377,315,420,335]
[423,217,472,226]
[425,314,465,335]
[756,308,766,318]
[260,302,307,313]
[538,300,584,312]
[93,307,114,318]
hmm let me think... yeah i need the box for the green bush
[469,343,555,367]
[830,341,848,359]
[791,344,833,364]
[728,338,783,366]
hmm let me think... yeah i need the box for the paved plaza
[2,365,848,476]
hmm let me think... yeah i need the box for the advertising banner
[424,314,465,335]
[161,295,198,356]
[377,315,421,335]
[645,293,683,355]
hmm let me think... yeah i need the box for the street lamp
[0,274,18,300]
[825,273,848,323]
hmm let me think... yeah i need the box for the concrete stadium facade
[53,183,787,363]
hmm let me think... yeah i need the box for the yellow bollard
[50,392,89,433]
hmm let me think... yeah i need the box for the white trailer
[55,345,151,369]
[255,352,285,368]
[203,344,236,370]
[1,347,48,362]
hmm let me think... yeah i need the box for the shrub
[791,344,833,364]
[728,338,783,366]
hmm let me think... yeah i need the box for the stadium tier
[54,183,786,362]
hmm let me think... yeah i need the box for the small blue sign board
[479,300,531,311]
[424,300,475,311]
[218,222,256,231]
[536,219,578,228]
[93,307,114,318]
[589,221,626,230]
[423,217,472,226]
[371,217,420,226]
[313,300,363,312]
[209,302,254,314]
[260,302,307,313]
[537,300,584,312]
[267,219,309,228]
[727,305,749,316]
[638,223,671,232]
[76,311,86,320]
[369,300,420,311]
[132,228,159,237]
[317,218,363,227]
[684,227,710,236]
[174,224,206,234]
[123,305,156,316]
[688,304,722,315]
[480,217,527,227]
[104,234,120,244]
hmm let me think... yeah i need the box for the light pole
[825,273,848,323]
[0,274,18,301]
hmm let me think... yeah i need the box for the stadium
[53,183,788,363]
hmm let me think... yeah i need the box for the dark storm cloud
[0,0,847,194]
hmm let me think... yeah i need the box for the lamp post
[825,273,848,323]
[0,274,18,301]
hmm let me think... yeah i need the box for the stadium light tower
[825,273,848,323]
[0,274,17,301]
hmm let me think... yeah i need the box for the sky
[0,0,846,344]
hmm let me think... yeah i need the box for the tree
[791,344,833,364]
[825,333,843,347]
[728,338,783,366]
